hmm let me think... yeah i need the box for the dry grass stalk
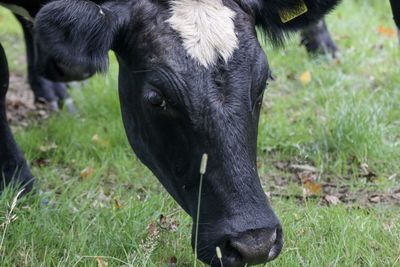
[0,189,25,257]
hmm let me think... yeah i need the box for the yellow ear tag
[279,0,308,23]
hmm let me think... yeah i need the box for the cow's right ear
[35,0,119,73]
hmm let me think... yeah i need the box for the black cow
[0,0,340,266]
[2,11,90,111]
[300,0,400,57]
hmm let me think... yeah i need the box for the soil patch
[6,73,51,128]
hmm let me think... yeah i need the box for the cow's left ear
[35,0,119,73]
[238,0,341,44]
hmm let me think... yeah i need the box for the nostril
[219,238,242,263]
[221,227,283,266]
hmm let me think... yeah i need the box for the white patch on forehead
[0,3,34,22]
[167,0,239,68]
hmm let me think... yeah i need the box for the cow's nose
[219,227,283,266]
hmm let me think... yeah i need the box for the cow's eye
[253,80,268,111]
[146,90,167,110]
[257,81,268,97]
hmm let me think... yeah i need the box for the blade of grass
[194,154,208,267]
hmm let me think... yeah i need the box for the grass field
[1,1,400,266]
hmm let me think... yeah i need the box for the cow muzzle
[212,226,283,267]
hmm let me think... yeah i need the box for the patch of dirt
[265,160,400,206]
[6,73,51,128]
[269,184,400,206]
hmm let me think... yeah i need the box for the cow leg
[15,15,75,113]
[300,19,338,58]
[0,43,34,193]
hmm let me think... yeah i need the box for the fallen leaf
[300,71,312,85]
[32,157,51,167]
[377,25,397,38]
[303,180,321,196]
[148,222,159,237]
[92,134,110,148]
[325,195,340,205]
[96,257,109,267]
[114,198,122,209]
[168,256,178,267]
[369,195,380,203]
[80,167,95,179]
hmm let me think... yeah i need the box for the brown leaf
[325,195,340,205]
[32,157,51,167]
[96,257,109,267]
[80,167,95,179]
[377,25,397,38]
[303,180,321,196]
[168,256,178,267]
[114,198,122,209]
[148,222,159,237]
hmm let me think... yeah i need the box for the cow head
[35,0,339,265]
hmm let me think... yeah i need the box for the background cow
[14,14,81,112]
[0,0,340,266]
[300,0,399,57]
[0,4,95,111]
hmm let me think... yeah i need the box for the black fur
[0,43,34,192]
[15,14,72,109]
[238,0,341,45]
[300,19,338,57]
[1,0,344,266]
[300,0,400,57]
[35,0,117,73]
[389,0,400,28]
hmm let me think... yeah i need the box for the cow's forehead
[167,0,239,68]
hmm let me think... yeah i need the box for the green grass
[1,0,400,266]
